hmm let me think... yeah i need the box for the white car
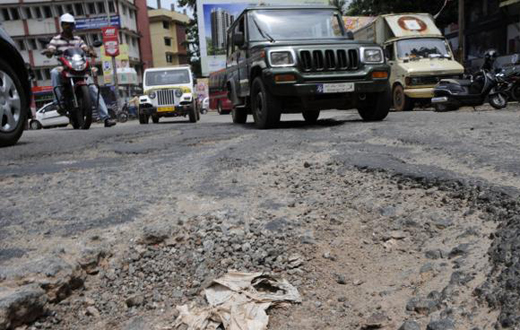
[202,97,209,112]
[30,103,69,130]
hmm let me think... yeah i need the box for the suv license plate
[318,83,355,93]
[158,106,174,112]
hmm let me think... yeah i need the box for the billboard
[76,15,121,30]
[196,0,329,76]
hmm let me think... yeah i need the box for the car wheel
[188,105,197,123]
[217,101,224,115]
[251,77,281,129]
[393,84,414,111]
[232,107,247,124]
[357,85,391,121]
[152,115,160,123]
[30,120,42,130]
[302,111,320,124]
[138,107,149,124]
[0,58,28,147]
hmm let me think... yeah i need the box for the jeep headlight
[149,91,156,99]
[269,51,295,67]
[175,89,183,97]
[361,48,384,63]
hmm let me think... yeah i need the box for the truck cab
[353,14,464,111]
[138,66,199,124]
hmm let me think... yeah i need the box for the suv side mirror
[345,31,354,40]
[233,32,245,48]
[93,40,103,48]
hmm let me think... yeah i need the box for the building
[211,8,233,51]
[0,0,149,108]
[148,8,189,67]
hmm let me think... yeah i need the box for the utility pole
[105,0,120,109]
[458,0,465,64]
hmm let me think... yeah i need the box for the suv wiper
[252,17,275,43]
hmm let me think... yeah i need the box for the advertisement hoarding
[102,26,120,57]
[76,15,121,30]
[196,0,328,76]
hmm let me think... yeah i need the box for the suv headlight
[269,51,295,67]
[149,91,156,99]
[175,89,183,97]
[361,47,384,64]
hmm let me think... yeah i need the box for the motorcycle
[431,50,507,111]
[44,41,102,129]
[498,65,520,101]
[108,103,129,123]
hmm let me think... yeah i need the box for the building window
[65,4,73,15]
[9,8,20,20]
[24,8,32,19]
[38,39,47,49]
[166,53,173,63]
[28,39,38,50]
[129,9,134,19]
[43,6,52,18]
[88,3,96,14]
[163,21,170,29]
[35,69,43,81]
[74,3,84,16]
[43,69,51,80]
[164,38,171,46]
[132,37,137,48]
[34,7,42,19]
[97,2,106,14]
[16,40,26,51]
[121,5,127,15]
[56,5,64,16]
[108,1,115,13]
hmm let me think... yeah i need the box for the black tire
[302,111,320,124]
[251,77,281,129]
[76,85,93,129]
[357,85,391,121]
[511,83,520,101]
[138,107,149,124]
[118,112,128,123]
[0,58,28,147]
[217,101,224,115]
[232,107,247,124]
[489,93,508,109]
[151,115,160,123]
[188,105,197,123]
[30,120,42,130]
[434,104,459,112]
[393,84,414,111]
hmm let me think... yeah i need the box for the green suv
[224,6,392,129]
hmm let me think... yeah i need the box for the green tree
[346,0,457,28]
[178,0,201,77]
[330,0,347,14]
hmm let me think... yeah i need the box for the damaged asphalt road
[1,108,520,329]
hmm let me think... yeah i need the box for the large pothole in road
[16,159,520,330]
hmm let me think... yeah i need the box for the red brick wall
[135,0,153,69]
[176,24,187,56]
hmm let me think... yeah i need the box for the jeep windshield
[248,9,345,41]
[146,69,191,86]
[397,38,451,60]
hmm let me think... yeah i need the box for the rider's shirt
[47,34,88,53]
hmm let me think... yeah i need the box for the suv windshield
[248,9,344,41]
[146,69,191,86]
[397,38,450,59]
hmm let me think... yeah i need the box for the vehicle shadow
[240,117,363,130]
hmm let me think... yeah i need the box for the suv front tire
[0,58,28,147]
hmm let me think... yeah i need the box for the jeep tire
[138,107,149,124]
[303,111,320,124]
[188,105,197,123]
[393,84,414,111]
[232,107,247,124]
[251,77,281,129]
[357,85,391,121]
[152,115,160,123]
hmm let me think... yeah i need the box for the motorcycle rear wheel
[489,93,508,109]
[71,85,93,129]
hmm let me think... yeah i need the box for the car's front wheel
[0,58,28,147]
[251,77,281,129]
[30,120,42,130]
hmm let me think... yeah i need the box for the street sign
[102,26,120,57]
[76,15,121,30]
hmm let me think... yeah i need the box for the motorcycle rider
[43,13,116,127]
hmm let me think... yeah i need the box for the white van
[139,66,199,123]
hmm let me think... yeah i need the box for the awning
[500,0,520,7]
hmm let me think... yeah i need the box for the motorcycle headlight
[361,47,384,63]
[269,51,295,67]
[72,61,86,71]
[149,91,156,99]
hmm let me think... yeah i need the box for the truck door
[235,16,248,98]
[384,43,398,86]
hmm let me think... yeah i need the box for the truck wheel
[232,107,247,123]
[393,85,414,111]
[188,106,197,123]
[138,108,149,124]
[357,86,391,121]
[152,115,159,123]
[251,77,281,129]
[302,111,320,124]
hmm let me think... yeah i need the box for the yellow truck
[351,13,464,111]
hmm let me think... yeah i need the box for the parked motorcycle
[498,65,520,101]
[108,103,129,123]
[431,50,507,111]
[44,41,102,129]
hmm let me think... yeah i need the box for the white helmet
[60,13,75,25]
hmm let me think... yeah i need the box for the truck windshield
[397,38,450,60]
[248,10,344,41]
[145,69,191,86]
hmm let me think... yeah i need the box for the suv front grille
[299,49,359,71]
[157,90,177,106]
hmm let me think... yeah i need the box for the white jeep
[139,66,199,124]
